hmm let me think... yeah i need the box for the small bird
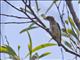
[44,16,61,46]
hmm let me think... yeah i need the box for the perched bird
[44,16,61,46]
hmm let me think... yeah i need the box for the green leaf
[0,45,17,56]
[18,45,20,51]
[29,22,36,28]
[20,26,38,33]
[0,45,20,60]
[66,29,79,40]
[68,16,79,34]
[32,43,56,52]
[68,16,75,28]
[27,31,32,59]
[0,46,8,53]
[26,43,56,57]
[39,52,51,58]
[65,20,68,24]
[64,41,73,50]
[20,22,38,34]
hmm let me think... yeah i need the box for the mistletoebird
[44,16,61,46]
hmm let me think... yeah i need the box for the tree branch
[0,21,32,24]
[55,3,66,29]
[66,0,80,30]
[0,14,35,19]
[22,0,46,28]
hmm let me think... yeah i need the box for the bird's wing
[57,23,61,41]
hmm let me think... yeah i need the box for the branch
[0,14,35,19]
[22,0,46,28]
[66,0,80,30]
[3,0,22,12]
[0,21,32,24]
[55,3,66,29]
[61,44,80,57]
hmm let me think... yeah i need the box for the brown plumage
[45,16,61,46]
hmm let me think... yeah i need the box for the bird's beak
[41,14,47,19]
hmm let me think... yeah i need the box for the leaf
[20,22,38,34]
[66,29,79,40]
[26,43,56,57]
[20,26,38,33]
[18,45,20,51]
[29,22,35,28]
[65,20,68,24]
[0,45,17,56]
[27,31,32,59]
[64,41,73,50]
[68,16,79,34]
[0,45,20,60]
[39,52,51,58]
[67,29,73,34]
[32,43,56,53]
[68,16,75,28]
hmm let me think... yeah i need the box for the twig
[0,21,32,24]
[61,48,64,60]
[45,1,54,14]
[62,2,65,17]
[35,0,40,12]
[0,14,35,19]
[29,0,31,7]
[22,0,46,28]
[55,3,66,29]
[4,0,22,12]
[5,35,9,46]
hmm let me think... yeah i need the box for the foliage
[0,0,80,60]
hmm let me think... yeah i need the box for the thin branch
[22,0,46,28]
[5,35,9,46]
[66,0,80,30]
[29,0,31,7]
[61,44,80,57]
[62,2,65,17]
[61,48,64,60]
[55,3,66,29]
[3,0,45,30]
[0,14,35,19]
[45,1,54,14]
[3,0,22,12]
[0,21,32,24]
[35,0,40,12]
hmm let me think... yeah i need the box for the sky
[1,1,80,60]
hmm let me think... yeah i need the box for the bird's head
[44,16,55,22]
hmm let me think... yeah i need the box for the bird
[44,16,61,46]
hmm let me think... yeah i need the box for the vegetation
[0,0,80,60]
